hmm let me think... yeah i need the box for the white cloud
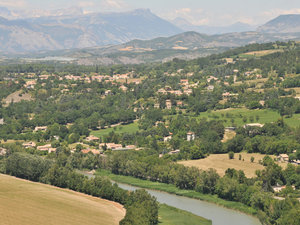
[100,0,127,10]
[78,1,95,8]
[0,0,26,8]
[175,8,191,14]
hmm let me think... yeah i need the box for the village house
[243,123,264,129]
[180,79,189,86]
[34,126,48,132]
[104,90,112,96]
[22,141,36,148]
[81,149,100,155]
[272,184,296,193]
[187,132,195,141]
[278,154,289,162]
[37,144,56,153]
[207,85,214,91]
[164,136,172,142]
[183,89,193,96]
[119,85,128,92]
[168,149,180,155]
[207,76,218,83]
[24,80,37,89]
[0,147,6,156]
[86,135,100,142]
[166,100,172,109]
[0,118,4,125]
[154,103,160,109]
[176,101,183,107]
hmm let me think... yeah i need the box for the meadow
[91,122,139,137]
[193,108,300,128]
[159,204,211,225]
[0,174,125,225]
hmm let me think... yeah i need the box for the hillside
[0,174,125,225]
[21,30,300,65]
[0,9,181,53]
[257,14,300,33]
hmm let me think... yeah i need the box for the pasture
[91,122,139,137]
[0,174,125,225]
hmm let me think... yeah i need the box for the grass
[95,170,257,216]
[239,49,283,58]
[0,174,125,225]
[159,204,211,225]
[178,153,278,178]
[91,122,139,137]
[2,90,33,107]
[192,108,300,128]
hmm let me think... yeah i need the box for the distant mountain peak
[257,14,300,33]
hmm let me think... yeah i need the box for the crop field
[178,153,279,178]
[0,174,125,225]
[239,49,283,58]
[194,108,300,128]
[91,122,139,137]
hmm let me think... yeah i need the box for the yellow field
[0,174,125,225]
[243,49,283,57]
[179,153,279,178]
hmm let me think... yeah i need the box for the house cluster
[222,92,239,100]
[99,143,136,151]
[22,142,56,153]
[0,147,6,156]
[81,149,101,155]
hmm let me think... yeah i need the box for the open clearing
[179,153,277,178]
[91,122,139,137]
[3,90,33,107]
[195,108,300,128]
[239,49,283,58]
[0,174,125,225]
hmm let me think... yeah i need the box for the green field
[192,108,300,128]
[159,204,211,225]
[95,170,257,216]
[91,122,139,137]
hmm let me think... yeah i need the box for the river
[83,172,261,225]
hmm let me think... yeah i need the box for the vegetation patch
[159,204,211,225]
[91,122,139,137]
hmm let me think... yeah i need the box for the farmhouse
[37,144,56,153]
[0,147,6,156]
[34,126,48,132]
[278,154,289,162]
[187,132,195,141]
[166,100,172,109]
[22,141,36,148]
[243,123,264,128]
[81,149,100,155]
[168,149,180,155]
[86,135,100,142]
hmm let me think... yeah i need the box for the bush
[228,151,234,159]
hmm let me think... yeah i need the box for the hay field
[0,174,125,225]
[179,153,277,178]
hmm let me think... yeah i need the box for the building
[168,150,180,155]
[34,126,48,132]
[278,154,289,162]
[154,103,160,109]
[0,147,6,156]
[37,144,56,153]
[207,85,214,91]
[166,100,172,109]
[187,132,195,141]
[243,123,264,129]
[86,135,100,142]
[22,141,36,148]
[81,149,100,155]
[164,136,172,142]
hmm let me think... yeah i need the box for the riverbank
[95,170,257,216]
[159,204,212,225]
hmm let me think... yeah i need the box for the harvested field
[0,174,125,225]
[179,153,279,178]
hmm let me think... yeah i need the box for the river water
[83,172,261,225]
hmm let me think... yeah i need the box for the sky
[1,0,300,26]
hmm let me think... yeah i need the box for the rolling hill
[257,14,300,33]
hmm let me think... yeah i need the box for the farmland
[178,153,279,178]
[0,174,125,225]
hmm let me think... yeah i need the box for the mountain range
[0,9,181,53]
[0,8,299,65]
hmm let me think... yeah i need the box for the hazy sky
[2,0,300,26]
